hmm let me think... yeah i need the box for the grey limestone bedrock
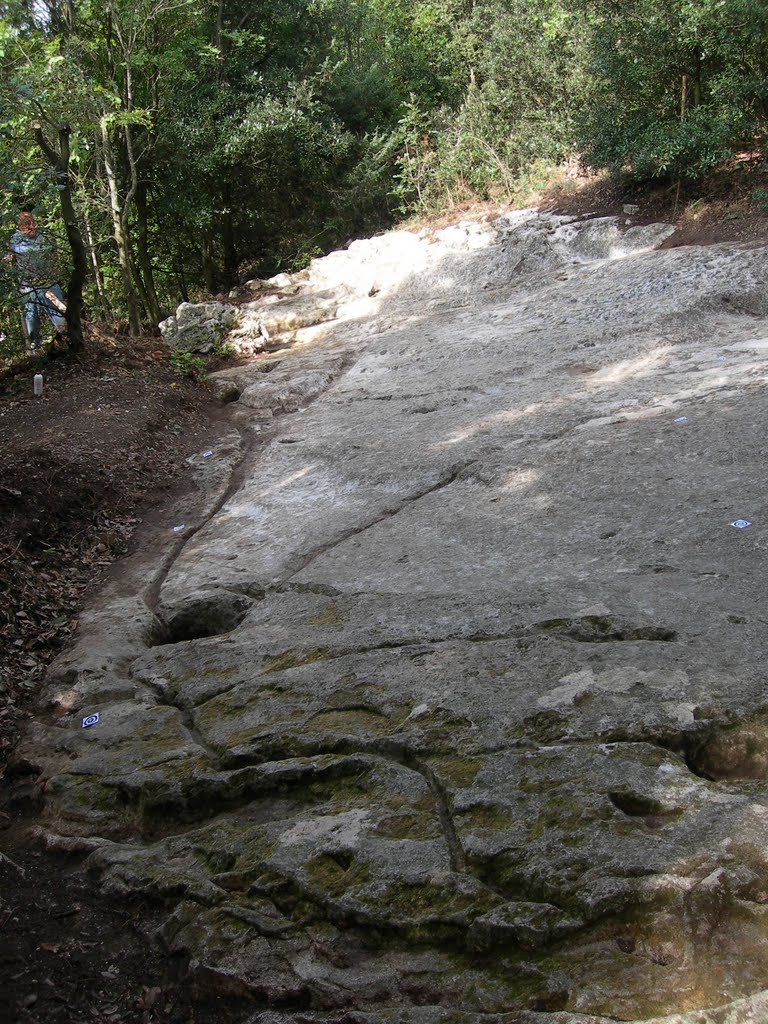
[17,210,768,1023]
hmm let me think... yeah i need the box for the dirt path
[0,331,248,1024]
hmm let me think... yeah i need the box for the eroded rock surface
[15,210,768,1023]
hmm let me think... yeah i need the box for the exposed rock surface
[14,210,768,1023]
[160,300,243,353]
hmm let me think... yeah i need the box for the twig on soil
[0,850,26,875]
[52,906,81,919]
[0,541,22,566]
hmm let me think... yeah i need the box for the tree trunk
[136,181,162,325]
[173,254,190,304]
[692,47,703,107]
[130,249,152,322]
[202,235,218,294]
[103,0,147,334]
[101,119,142,335]
[220,187,238,289]
[215,0,224,52]
[83,207,110,320]
[60,182,88,352]
[32,124,87,352]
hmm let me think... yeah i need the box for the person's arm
[3,234,17,266]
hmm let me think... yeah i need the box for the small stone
[406,703,430,720]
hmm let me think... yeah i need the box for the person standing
[8,211,67,350]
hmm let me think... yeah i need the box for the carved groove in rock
[143,349,357,618]
[533,615,678,644]
[283,460,476,583]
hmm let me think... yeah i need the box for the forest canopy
[1,0,767,351]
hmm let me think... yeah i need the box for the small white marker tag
[82,713,99,728]
[731,520,752,529]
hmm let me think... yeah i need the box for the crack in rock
[532,616,677,644]
[283,460,476,582]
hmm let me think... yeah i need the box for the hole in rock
[329,851,354,872]
[608,791,682,827]
[151,592,253,645]
[684,716,768,782]
[680,753,716,782]
[718,290,768,317]
[529,991,570,1013]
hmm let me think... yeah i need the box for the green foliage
[320,60,400,131]
[571,0,768,182]
[393,1,586,212]
[170,350,207,380]
[210,338,236,359]
[0,0,765,357]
